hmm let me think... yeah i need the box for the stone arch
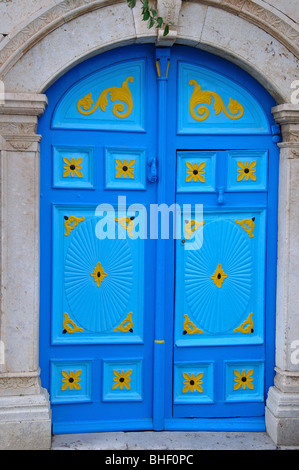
[0,0,297,103]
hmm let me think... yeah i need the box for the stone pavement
[51,431,297,450]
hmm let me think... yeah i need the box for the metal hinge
[271,124,281,143]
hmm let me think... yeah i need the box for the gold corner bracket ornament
[115,216,135,238]
[63,312,83,334]
[184,219,205,240]
[189,79,244,122]
[76,76,134,119]
[183,314,203,335]
[235,217,255,238]
[234,312,254,334]
[113,312,134,333]
[64,215,85,236]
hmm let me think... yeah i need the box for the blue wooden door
[39,45,159,434]
[165,47,279,430]
[39,45,279,433]
[174,151,268,420]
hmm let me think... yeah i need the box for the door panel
[177,60,270,135]
[175,208,266,346]
[52,59,146,131]
[52,204,146,344]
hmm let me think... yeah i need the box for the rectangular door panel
[52,204,146,345]
[174,208,266,346]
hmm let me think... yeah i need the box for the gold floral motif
[61,370,81,391]
[63,157,83,177]
[90,262,107,287]
[186,161,206,182]
[64,215,85,237]
[182,372,203,393]
[233,369,254,390]
[77,76,134,119]
[210,264,227,288]
[113,312,134,333]
[237,160,256,181]
[112,370,132,390]
[115,159,135,179]
[63,312,83,334]
[189,79,244,122]
[234,312,254,334]
[183,314,203,335]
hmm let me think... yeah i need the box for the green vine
[127,0,172,36]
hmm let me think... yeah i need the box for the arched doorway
[38,44,279,434]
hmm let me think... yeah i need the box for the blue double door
[39,45,278,433]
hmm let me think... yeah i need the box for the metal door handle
[148,157,158,182]
[217,187,224,204]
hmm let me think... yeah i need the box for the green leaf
[143,10,150,21]
[126,0,136,8]
[163,24,169,36]
[156,16,163,28]
[148,17,155,29]
[126,1,170,36]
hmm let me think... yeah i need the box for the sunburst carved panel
[185,219,252,334]
[64,218,134,333]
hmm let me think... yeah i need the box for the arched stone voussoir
[176,2,298,104]
[0,0,297,104]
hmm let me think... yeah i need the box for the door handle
[148,157,158,183]
[217,187,224,204]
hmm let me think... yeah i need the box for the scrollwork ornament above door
[77,76,134,119]
[189,79,244,122]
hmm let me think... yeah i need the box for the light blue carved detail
[177,151,216,193]
[105,147,146,190]
[173,362,214,404]
[225,361,264,403]
[50,360,92,404]
[51,60,145,131]
[102,359,143,402]
[53,145,94,189]
[178,62,270,134]
[227,150,268,192]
